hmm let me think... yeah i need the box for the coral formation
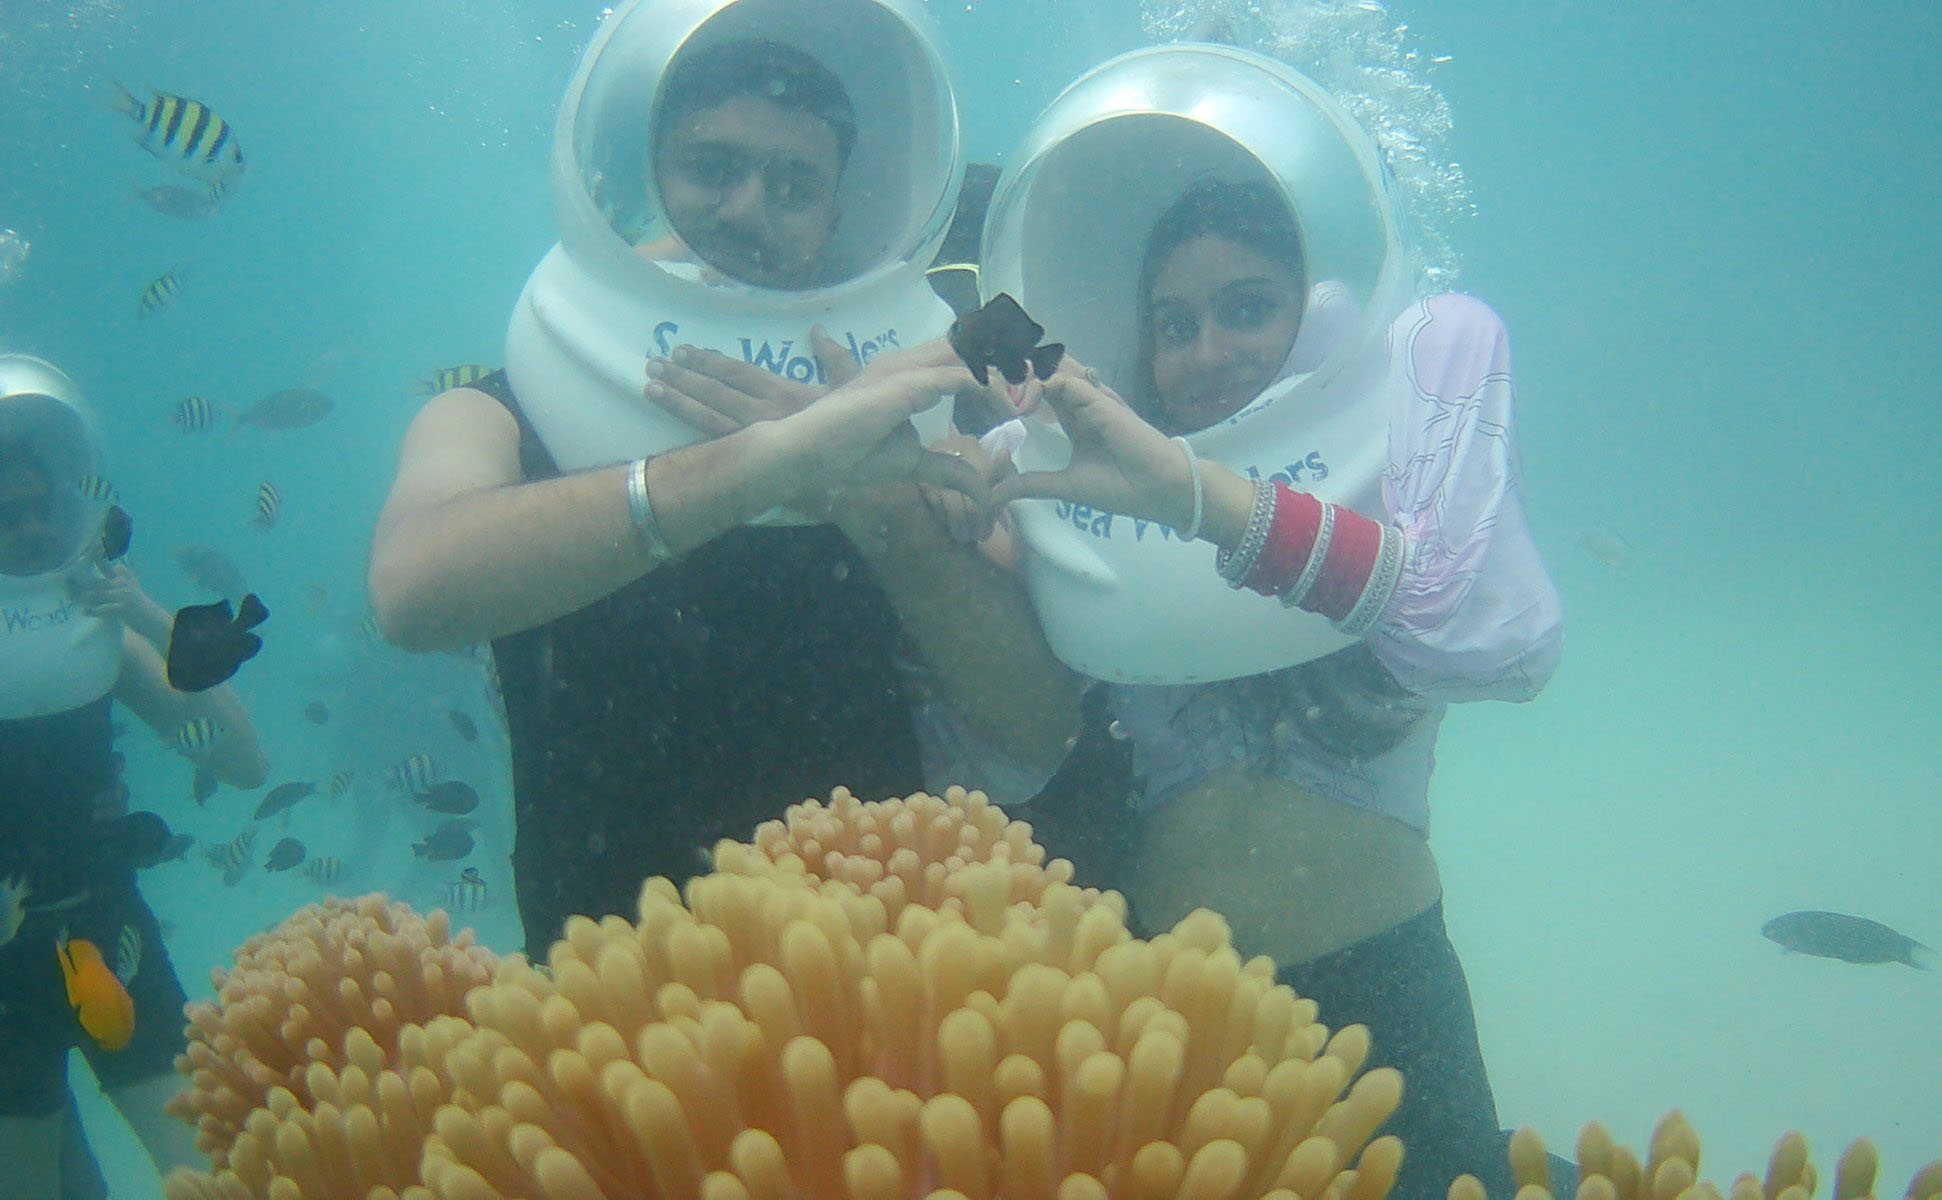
[1464,1112,1942,1200]
[165,895,500,1171]
[160,789,1942,1200]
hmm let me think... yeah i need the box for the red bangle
[1240,483,1387,623]
[1303,505,1385,622]
[1242,484,1322,596]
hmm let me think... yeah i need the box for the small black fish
[947,293,1065,388]
[413,821,474,862]
[447,709,478,742]
[303,700,329,725]
[413,780,478,815]
[253,781,316,822]
[100,505,133,560]
[97,811,180,870]
[264,837,306,872]
[1762,910,1933,968]
[166,593,268,691]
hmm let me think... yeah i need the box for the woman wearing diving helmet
[969,46,1564,1199]
[0,353,269,1197]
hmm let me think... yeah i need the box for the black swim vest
[478,373,924,958]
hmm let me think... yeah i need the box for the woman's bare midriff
[1126,765,1442,966]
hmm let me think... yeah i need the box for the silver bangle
[1216,479,1275,587]
[625,457,673,564]
[1338,523,1405,635]
[1172,436,1204,541]
[1280,500,1336,609]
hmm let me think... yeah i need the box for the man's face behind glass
[654,94,844,290]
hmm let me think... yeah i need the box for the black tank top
[0,696,115,904]
[478,374,924,956]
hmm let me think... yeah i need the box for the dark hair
[1135,178,1306,404]
[657,38,859,166]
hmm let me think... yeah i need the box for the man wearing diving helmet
[0,354,270,1198]
[370,1,1076,961]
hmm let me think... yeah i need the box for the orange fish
[56,935,135,1052]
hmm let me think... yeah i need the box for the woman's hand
[71,563,173,648]
[990,362,1197,530]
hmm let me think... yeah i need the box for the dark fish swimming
[96,811,183,870]
[1762,910,1933,968]
[303,700,330,725]
[253,781,316,822]
[264,837,306,872]
[447,709,478,742]
[175,544,248,599]
[106,83,245,187]
[948,293,1065,388]
[413,780,478,815]
[413,820,474,862]
[166,593,268,691]
[233,387,333,432]
[99,505,132,561]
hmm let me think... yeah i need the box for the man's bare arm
[367,387,796,651]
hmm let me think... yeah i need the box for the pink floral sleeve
[1366,293,1564,703]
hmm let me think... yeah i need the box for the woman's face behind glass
[1144,234,1304,434]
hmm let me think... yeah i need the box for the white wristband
[625,457,673,564]
[1172,436,1204,541]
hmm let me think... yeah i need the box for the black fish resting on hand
[947,293,1065,387]
[166,593,269,691]
[99,505,132,560]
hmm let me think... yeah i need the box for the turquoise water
[2,0,1937,1195]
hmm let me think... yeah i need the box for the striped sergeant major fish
[171,717,221,756]
[106,83,245,187]
[74,475,118,504]
[416,364,497,396]
[201,827,255,886]
[138,270,184,318]
[442,867,489,913]
[251,482,280,528]
[172,395,218,432]
[389,753,437,794]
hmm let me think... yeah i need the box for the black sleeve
[926,162,1000,316]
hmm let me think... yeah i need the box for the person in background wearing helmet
[0,355,270,1199]
[369,34,1077,962]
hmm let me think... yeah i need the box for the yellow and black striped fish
[416,364,497,396]
[303,856,343,885]
[172,395,217,432]
[326,770,355,798]
[172,717,221,755]
[389,753,436,793]
[138,270,183,317]
[201,827,255,886]
[107,83,245,187]
[250,481,280,528]
[442,867,489,913]
[74,475,118,503]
